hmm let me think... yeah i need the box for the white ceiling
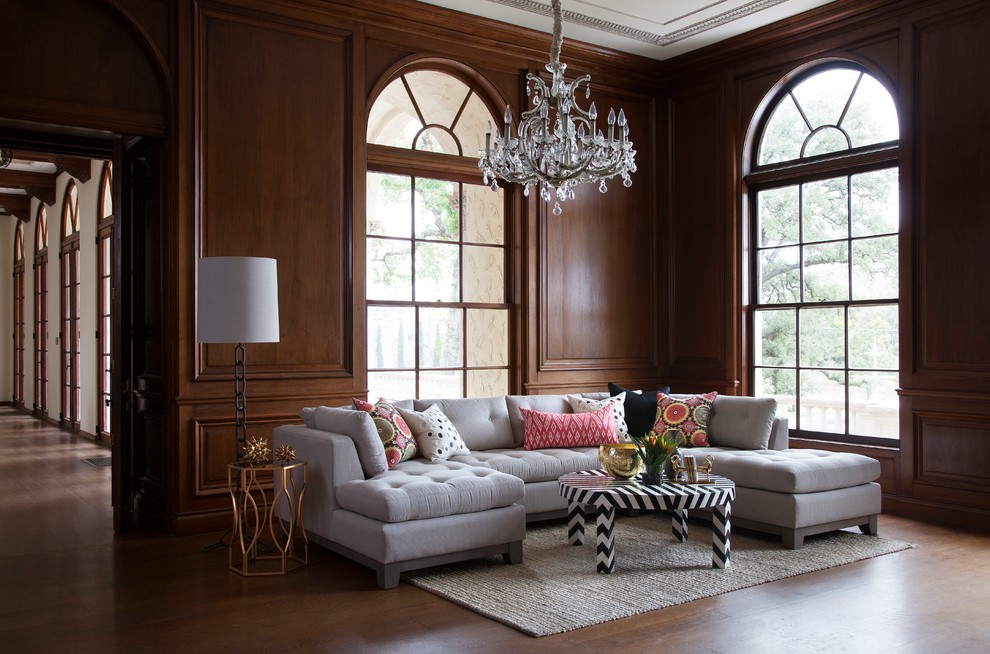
[415,0,838,60]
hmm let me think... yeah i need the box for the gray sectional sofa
[273,392,881,588]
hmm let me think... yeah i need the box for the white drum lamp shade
[197,257,280,344]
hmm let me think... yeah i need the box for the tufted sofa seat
[336,461,523,523]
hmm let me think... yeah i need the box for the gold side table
[227,460,308,576]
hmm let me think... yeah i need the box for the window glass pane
[404,70,470,130]
[463,245,504,303]
[799,369,846,434]
[101,166,113,218]
[758,94,810,165]
[367,238,412,301]
[803,241,848,302]
[799,307,845,368]
[415,127,460,155]
[842,74,899,147]
[803,125,849,157]
[758,186,799,247]
[851,236,897,300]
[802,177,848,242]
[419,307,462,368]
[369,371,416,402]
[851,169,898,237]
[467,369,508,398]
[415,242,459,302]
[466,309,508,367]
[759,246,800,304]
[368,305,416,369]
[420,370,463,399]
[848,305,898,370]
[791,69,860,131]
[462,183,504,245]
[454,92,496,158]
[367,78,421,148]
[754,309,795,366]
[755,367,796,424]
[415,178,459,241]
[848,371,899,438]
[368,173,412,238]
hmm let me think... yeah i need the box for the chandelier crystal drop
[478,0,636,215]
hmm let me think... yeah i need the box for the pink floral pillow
[651,391,718,447]
[520,404,619,450]
[352,398,417,468]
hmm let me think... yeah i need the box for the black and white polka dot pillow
[567,392,629,441]
[397,404,471,461]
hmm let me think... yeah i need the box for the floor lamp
[197,256,280,551]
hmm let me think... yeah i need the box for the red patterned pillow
[352,398,417,468]
[520,404,619,450]
[651,392,718,447]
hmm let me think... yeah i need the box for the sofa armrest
[768,416,789,450]
[273,425,365,541]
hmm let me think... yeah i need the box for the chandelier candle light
[478,0,636,215]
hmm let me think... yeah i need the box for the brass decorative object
[670,453,715,484]
[598,443,644,479]
[275,444,296,465]
[243,436,271,466]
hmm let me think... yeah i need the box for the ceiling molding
[483,0,792,47]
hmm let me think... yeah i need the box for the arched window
[745,62,899,444]
[60,181,82,430]
[34,205,48,416]
[366,64,509,400]
[96,162,113,442]
[12,220,26,407]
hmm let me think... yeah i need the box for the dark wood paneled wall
[179,0,662,532]
[657,0,990,528]
[3,0,987,533]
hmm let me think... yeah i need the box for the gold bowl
[598,443,644,479]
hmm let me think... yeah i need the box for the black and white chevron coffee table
[558,469,736,574]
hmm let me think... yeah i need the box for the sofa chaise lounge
[273,392,881,588]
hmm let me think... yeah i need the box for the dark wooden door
[114,137,166,531]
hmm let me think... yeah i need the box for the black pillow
[608,382,671,439]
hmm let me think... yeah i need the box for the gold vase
[598,443,644,479]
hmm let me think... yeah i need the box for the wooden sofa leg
[860,514,879,535]
[377,564,400,589]
[782,530,804,550]
[502,540,523,565]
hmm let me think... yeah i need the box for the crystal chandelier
[479,0,636,215]
[0,149,11,169]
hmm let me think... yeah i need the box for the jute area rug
[404,515,911,637]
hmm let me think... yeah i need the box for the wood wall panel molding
[913,411,990,492]
[196,5,354,382]
[664,83,729,378]
[913,6,990,380]
[536,88,657,380]
[0,0,167,136]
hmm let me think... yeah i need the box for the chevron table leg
[672,509,689,543]
[711,502,732,569]
[567,502,585,546]
[596,505,616,574]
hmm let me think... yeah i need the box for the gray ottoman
[697,448,881,548]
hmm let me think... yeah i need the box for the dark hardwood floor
[1,406,988,653]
